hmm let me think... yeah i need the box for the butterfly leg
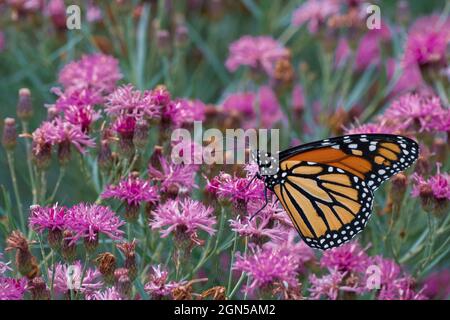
[249,187,268,221]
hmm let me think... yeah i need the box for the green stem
[22,121,37,204]
[48,167,66,203]
[6,151,25,232]
[226,233,239,297]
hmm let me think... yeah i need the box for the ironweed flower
[422,269,450,300]
[112,115,136,158]
[403,15,450,70]
[308,269,357,300]
[383,93,446,133]
[163,98,205,127]
[58,53,122,94]
[150,198,216,247]
[86,287,122,300]
[320,242,370,273]
[0,277,27,300]
[225,35,290,78]
[291,0,340,33]
[105,84,161,120]
[148,156,198,197]
[102,175,159,221]
[233,245,300,296]
[65,203,125,251]
[49,261,102,296]
[0,254,11,276]
[29,204,67,249]
[412,164,450,215]
[144,265,186,300]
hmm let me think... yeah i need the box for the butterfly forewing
[265,134,419,250]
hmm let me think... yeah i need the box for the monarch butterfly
[254,134,419,250]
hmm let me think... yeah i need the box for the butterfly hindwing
[272,161,374,250]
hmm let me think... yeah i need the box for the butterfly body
[255,134,419,250]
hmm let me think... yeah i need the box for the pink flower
[291,0,339,33]
[344,121,399,135]
[86,2,102,23]
[0,277,27,300]
[150,198,216,245]
[334,38,351,68]
[0,31,5,52]
[65,203,125,243]
[52,87,104,112]
[308,269,346,300]
[222,92,256,124]
[58,53,122,94]
[86,287,122,300]
[105,84,161,120]
[45,0,66,29]
[229,201,287,243]
[292,84,305,112]
[412,164,450,200]
[45,118,96,153]
[49,261,103,295]
[320,242,370,273]
[383,93,446,132]
[29,204,67,232]
[386,58,425,96]
[101,175,160,207]
[112,115,136,139]
[233,245,300,294]
[163,98,205,127]
[144,265,186,299]
[355,23,391,71]
[257,86,284,128]
[206,172,266,205]
[370,256,426,300]
[266,230,316,274]
[403,15,450,68]
[422,269,450,300]
[225,36,290,77]
[64,104,101,133]
[148,156,198,195]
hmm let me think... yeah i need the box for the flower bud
[175,25,189,47]
[47,229,63,251]
[117,240,137,282]
[98,139,113,173]
[28,277,51,300]
[2,118,17,151]
[115,268,132,299]
[133,119,149,149]
[57,141,71,166]
[17,88,33,121]
[61,231,77,262]
[84,234,99,254]
[47,106,59,121]
[156,29,171,54]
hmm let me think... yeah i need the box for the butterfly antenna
[249,187,268,221]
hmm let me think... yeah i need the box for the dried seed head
[95,252,117,284]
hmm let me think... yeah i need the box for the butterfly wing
[271,134,418,250]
